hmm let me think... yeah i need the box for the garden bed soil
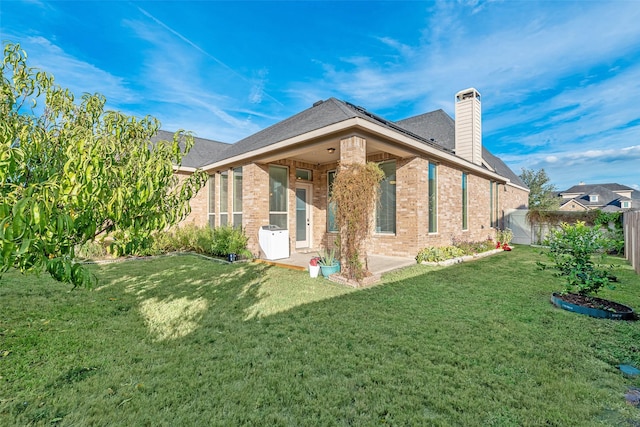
[556,293,632,313]
[551,292,636,320]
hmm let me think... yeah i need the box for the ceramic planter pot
[320,262,340,278]
[309,264,320,278]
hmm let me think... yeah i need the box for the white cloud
[16,36,135,105]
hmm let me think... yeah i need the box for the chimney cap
[455,88,481,101]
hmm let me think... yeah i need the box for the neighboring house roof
[558,184,634,212]
[152,129,230,169]
[156,97,527,189]
[561,183,635,195]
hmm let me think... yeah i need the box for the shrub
[539,221,614,296]
[142,225,252,259]
[416,239,497,263]
[75,240,109,260]
[212,226,252,259]
[416,246,465,263]
[495,228,513,245]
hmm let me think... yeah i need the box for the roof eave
[200,117,520,185]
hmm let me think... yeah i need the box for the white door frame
[295,183,313,249]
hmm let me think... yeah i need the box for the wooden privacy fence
[624,211,640,274]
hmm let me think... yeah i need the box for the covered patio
[255,252,416,276]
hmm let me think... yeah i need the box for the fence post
[624,211,640,274]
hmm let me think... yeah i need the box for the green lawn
[1,247,640,426]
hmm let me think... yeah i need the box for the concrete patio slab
[255,251,416,276]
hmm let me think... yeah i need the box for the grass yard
[1,247,640,426]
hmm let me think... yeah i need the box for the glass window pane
[233,167,242,212]
[296,169,311,181]
[296,188,307,241]
[428,162,437,233]
[462,173,468,230]
[269,214,287,229]
[269,166,288,213]
[220,213,228,227]
[208,215,215,228]
[376,161,396,233]
[220,172,228,212]
[490,181,494,227]
[208,176,215,214]
[327,170,337,232]
[233,214,242,228]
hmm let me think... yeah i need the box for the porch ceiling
[257,136,418,166]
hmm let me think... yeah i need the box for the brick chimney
[454,88,482,166]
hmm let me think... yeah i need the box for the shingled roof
[151,129,230,168]
[561,183,635,194]
[559,184,635,212]
[156,98,526,189]
[395,109,527,188]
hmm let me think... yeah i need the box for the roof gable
[395,110,455,151]
[217,98,367,162]
[152,130,230,168]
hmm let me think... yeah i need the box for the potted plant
[540,221,634,320]
[318,248,340,278]
[309,257,321,278]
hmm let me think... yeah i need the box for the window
[327,170,338,232]
[622,201,630,209]
[232,167,243,227]
[589,194,599,202]
[219,171,228,226]
[490,181,499,228]
[296,168,312,181]
[428,162,437,233]
[208,176,215,228]
[269,165,288,229]
[489,181,494,227]
[462,172,468,230]
[376,161,396,233]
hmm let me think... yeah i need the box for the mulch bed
[555,293,633,314]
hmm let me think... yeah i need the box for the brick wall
[177,171,208,227]
[242,163,270,255]
[177,153,529,259]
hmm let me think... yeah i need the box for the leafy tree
[540,221,614,296]
[0,42,207,287]
[519,168,559,211]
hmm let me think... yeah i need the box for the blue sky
[2,0,640,191]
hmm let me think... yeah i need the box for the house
[557,183,637,212]
[161,88,529,259]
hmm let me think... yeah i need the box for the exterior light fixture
[327,148,336,154]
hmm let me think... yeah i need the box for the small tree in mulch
[540,221,614,297]
[330,162,384,283]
